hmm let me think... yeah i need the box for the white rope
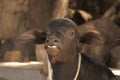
[74,53,81,80]
[47,54,53,80]
[47,53,81,80]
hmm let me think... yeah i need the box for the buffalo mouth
[45,45,60,57]
[45,45,62,63]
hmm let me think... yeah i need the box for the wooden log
[52,0,69,19]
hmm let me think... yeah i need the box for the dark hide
[19,18,118,80]
[44,18,117,80]
[78,53,117,80]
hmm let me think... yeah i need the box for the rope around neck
[47,53,81,80]
[74,53,81,80]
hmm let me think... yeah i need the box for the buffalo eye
[66,30,75,38]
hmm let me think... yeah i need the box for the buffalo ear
[18,29,47,44]
[79,32,104,44]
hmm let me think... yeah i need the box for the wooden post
[52,0,69,19]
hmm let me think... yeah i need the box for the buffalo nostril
[46,39,49,43]
[46,38,58,43]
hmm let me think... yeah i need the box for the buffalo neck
[51,52,80,80]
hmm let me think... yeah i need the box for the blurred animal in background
[77,18,120,68]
